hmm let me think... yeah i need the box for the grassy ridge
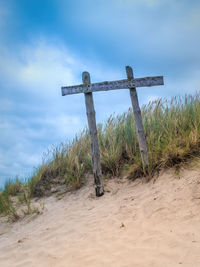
[1,93,200,219]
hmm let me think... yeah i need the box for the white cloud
[0,40,78,97]
[0,40,83,184]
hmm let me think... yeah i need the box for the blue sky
[0,0,200,187]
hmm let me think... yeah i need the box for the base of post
[95,186,104,197]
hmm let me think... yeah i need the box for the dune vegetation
[1,93,200,220]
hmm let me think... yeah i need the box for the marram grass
[1,93,200,217]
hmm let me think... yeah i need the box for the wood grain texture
[83,72,104,197]
[126,66,149,170]
[62,76,164,96]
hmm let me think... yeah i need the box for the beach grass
[1,93,200,218]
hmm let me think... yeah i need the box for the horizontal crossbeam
[61,76,164,96]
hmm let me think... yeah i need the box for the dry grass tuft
[1,93,200,218]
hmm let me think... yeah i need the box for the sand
[0,167,200,267]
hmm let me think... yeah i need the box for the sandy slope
[0,167,200,267]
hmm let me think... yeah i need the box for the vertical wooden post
[126,66,149,172]
[82,72,104,197]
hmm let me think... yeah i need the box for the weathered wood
[62,76,164,96]
[126,66,149,170]
[62,66,164,194]
[83,72,104,197]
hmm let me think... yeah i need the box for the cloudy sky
[0,0,200,187]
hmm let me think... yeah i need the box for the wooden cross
[61,66,164,197]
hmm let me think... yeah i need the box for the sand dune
[0,167,200,267]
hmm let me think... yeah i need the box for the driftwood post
[126,66,149,171]
[82,72,104,197]
[61,67,164,196]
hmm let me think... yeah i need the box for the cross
[61,66,164,197]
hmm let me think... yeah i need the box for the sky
[0,0,200,187]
